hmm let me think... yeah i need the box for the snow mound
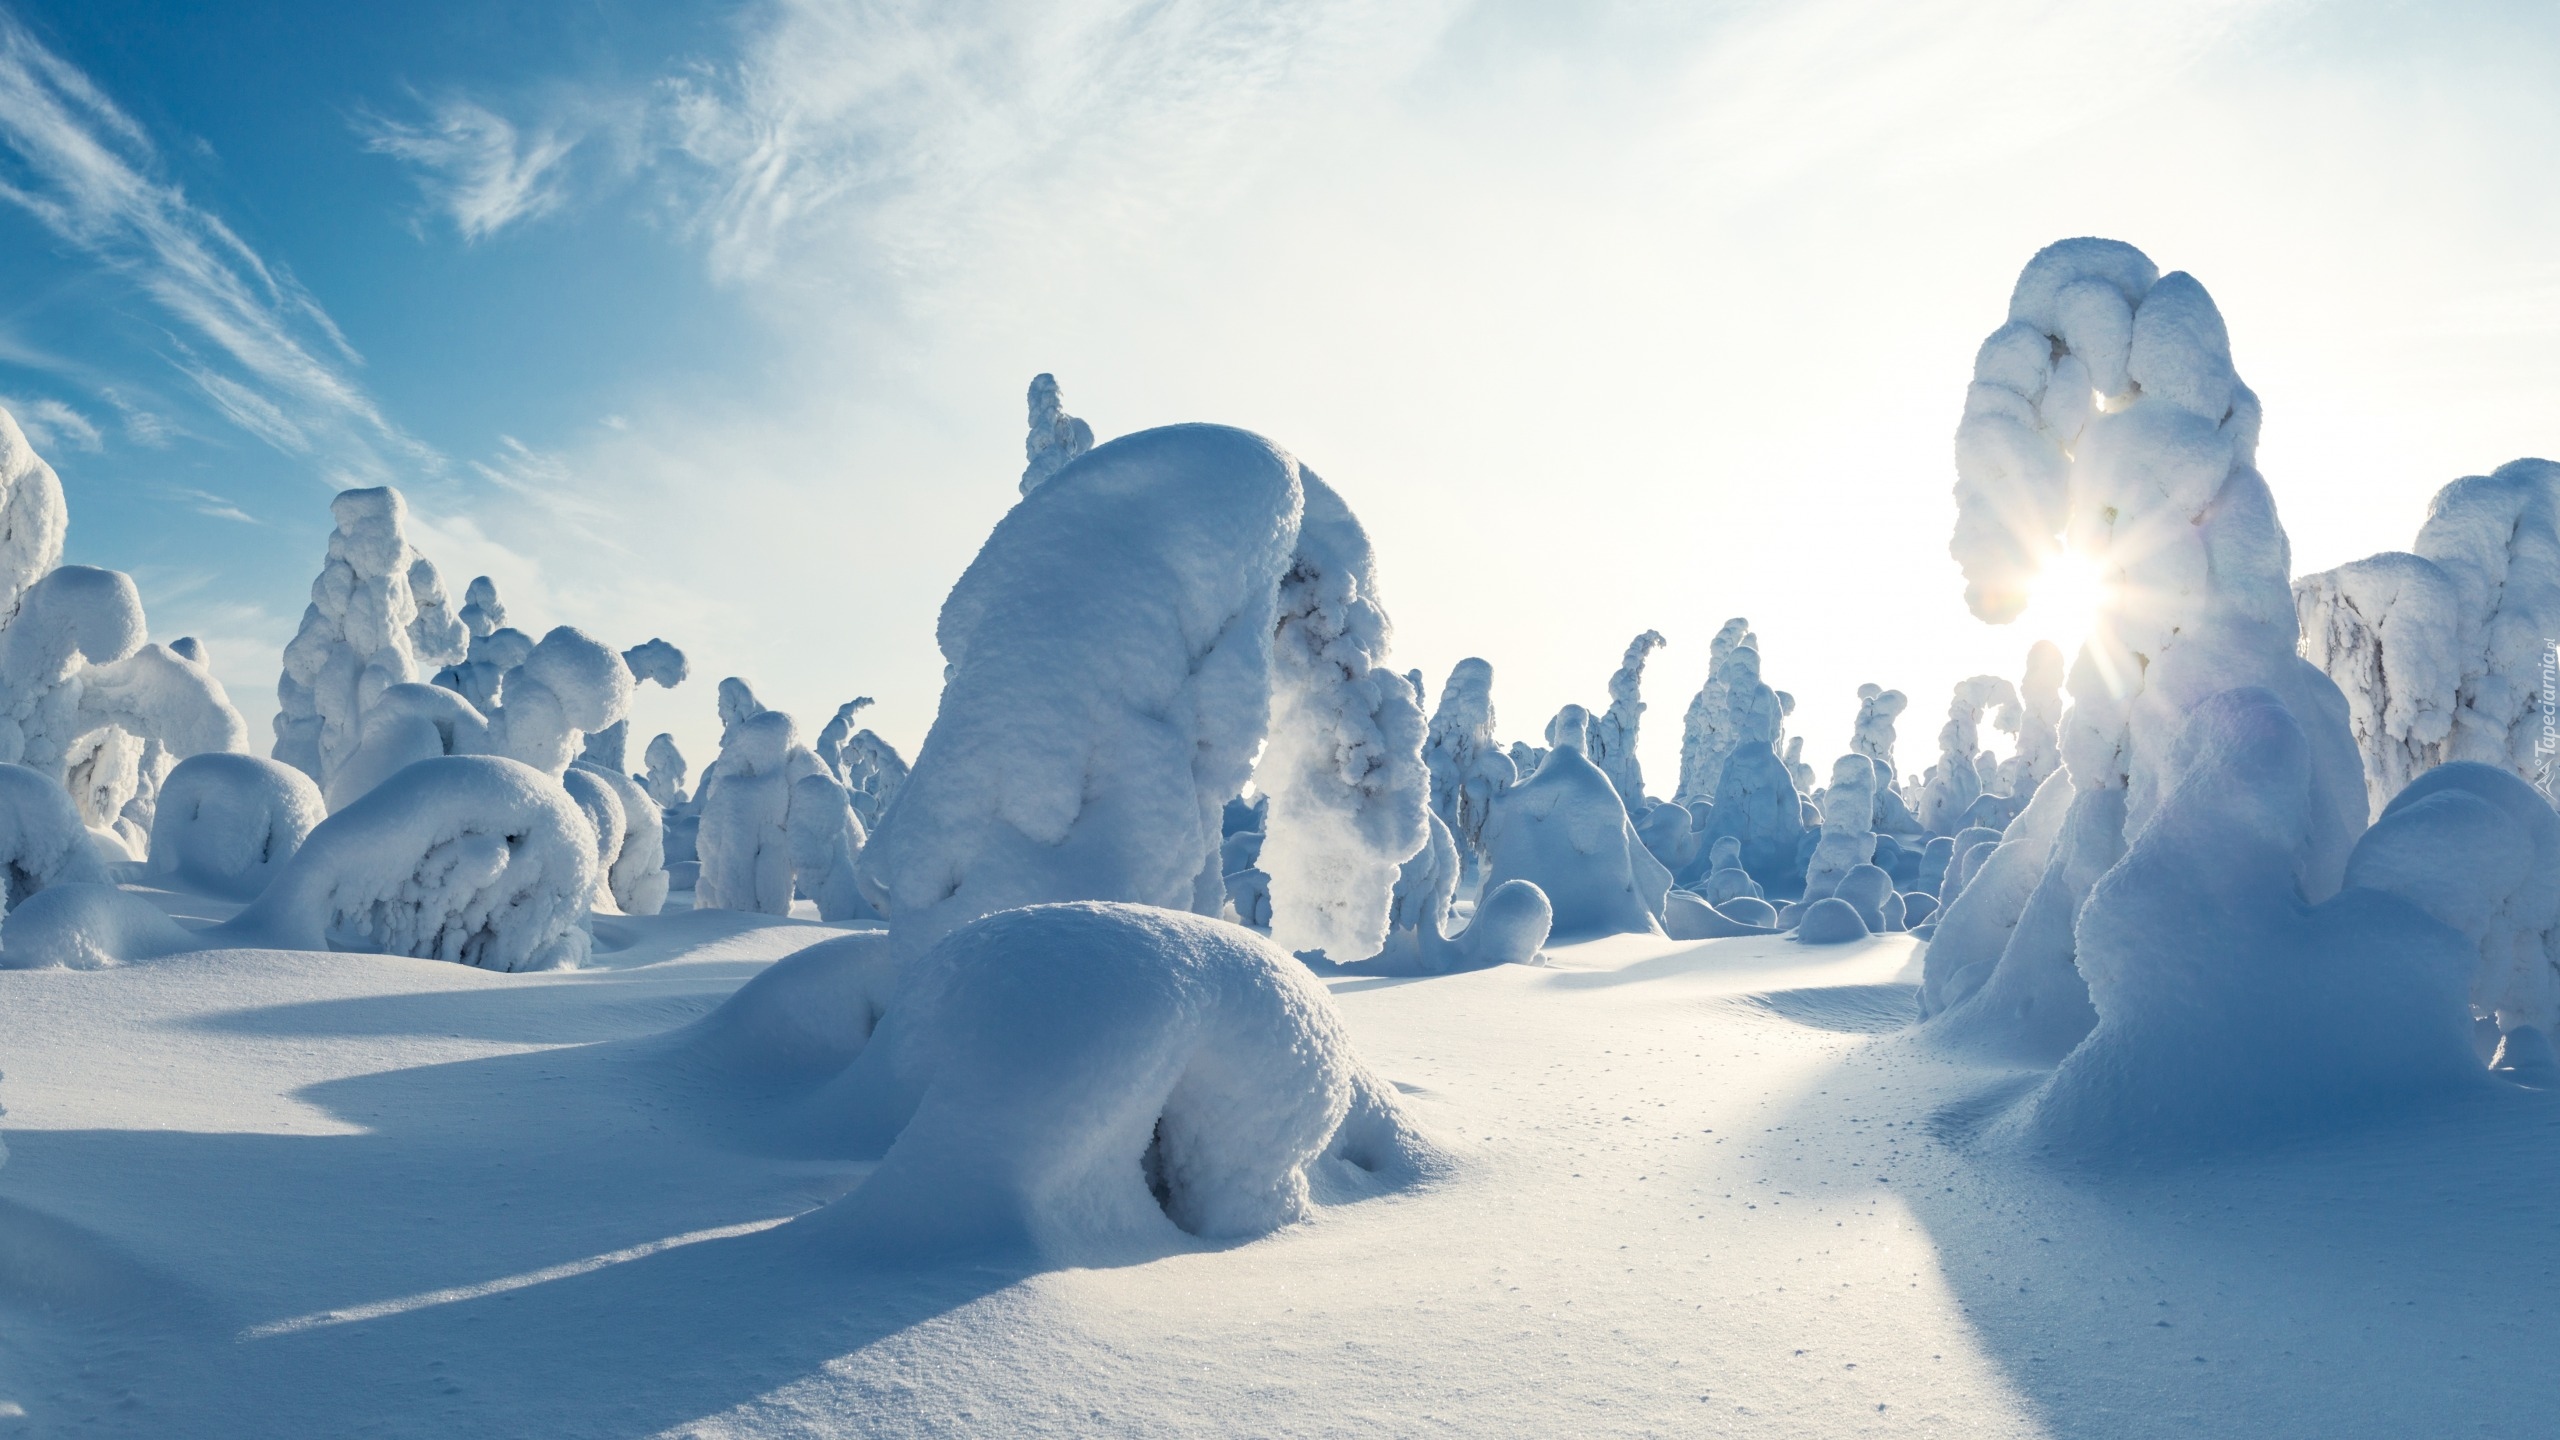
[686,930,899,1085]
[1796,897,1870,944]
[143,753,324,901]
[1461,878,1553,964]
[1479,741,1666,942]
[0,761,105,910]
[815,903,1435,1262]
[2021,689,2490,1158]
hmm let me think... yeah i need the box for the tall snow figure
[1019,373,1095,496]
[273,487,468,790]
[1422,657,1515,875]
[1925,238,2365,1048]
[1849,684,1906,776]
[1675,619,1757,806]
[860,425,1428,963]
[1585,630,1665,806]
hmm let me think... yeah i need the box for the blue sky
[0,0,2554,784]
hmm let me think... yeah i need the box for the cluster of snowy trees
[0,249,2549,1251]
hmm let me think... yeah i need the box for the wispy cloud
[0,392,98,450]
[359,94,581,242]
[161,484,263,524]
[0,8,423,482]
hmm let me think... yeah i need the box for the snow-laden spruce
[1675,619,1759,806]
[1926,239,2365,1050]
[1478,712,1667,941]
[1996,641,2065,800]
[1849,684,1906,777]
[1422,657,1514,876]
[1586,630,1664,805]
[4,755,596,971]
[2294,458,2560,819]
[1915,675,2017,835]
[1019,373,1096,496]
[273,487,468,792]
[696,708,807,915]
[0,407,67,630]
[143,753,324,901]
[1802,754,1878,901]
[1692,647,1806,895]
[808,903,1434,1262]
[859,424,1427,963]
[1255,474,1431,959]
[642,733,689,807]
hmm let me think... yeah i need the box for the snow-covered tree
[1019,373,1095,496]
[860,424,1427,964]
[1849,684,1906,775]
[275,487,468,791]
[1925,239,2366,1058]
[642,733,689,808]
[1586,630,1665,805]
[1675,618,1756,805]
[2294,459,2560,819]
[1421,656,1514,876]
[1916,675,2018,833]
[1803,754,1878,901]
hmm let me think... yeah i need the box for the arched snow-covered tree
[859,424,1427,964]
[1925,238,2365,1060]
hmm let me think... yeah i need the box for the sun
[2016,548,2108,656]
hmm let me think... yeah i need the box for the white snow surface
[0,904,2543,1435]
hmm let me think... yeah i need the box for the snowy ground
[0,918,2544,1438]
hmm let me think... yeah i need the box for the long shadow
[1756,1022,2560,1439]
[0,968,1021,1437]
